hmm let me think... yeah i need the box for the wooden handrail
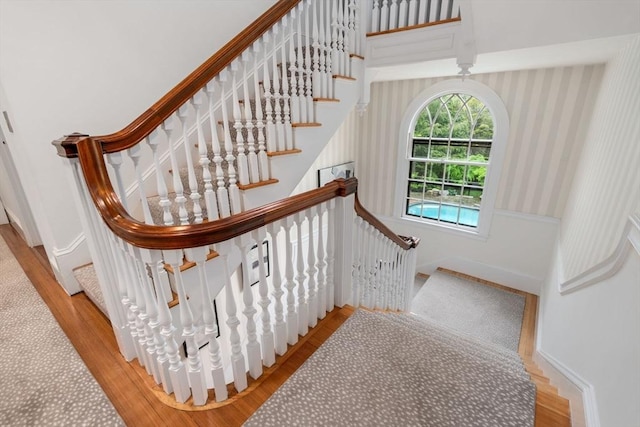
[71,136,357,249]
[53,0,300,159]
[354,195,420,250]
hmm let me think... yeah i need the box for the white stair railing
[65,0,365,231]
[369,0,460,33]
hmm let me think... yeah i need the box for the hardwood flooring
[1,225,571,426]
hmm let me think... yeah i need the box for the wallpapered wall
[356,64,605,219]
[558,36,640,280]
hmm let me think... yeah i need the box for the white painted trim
[559,213,640,294]
[51,233,86,257]
[494,209,561,225]
[416,255,542,295]
[536,348,601,427]
[393,78,510,239]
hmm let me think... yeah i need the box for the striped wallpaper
[559,36,640,280]
[355,64,605,219]
[292,109,360,194]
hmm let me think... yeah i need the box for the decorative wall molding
[51,233,86,257]
[536,348,600,427]
[559,212,640,295]
[494,209,561,225]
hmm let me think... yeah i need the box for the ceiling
[370,0,640,81]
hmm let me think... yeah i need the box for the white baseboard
[536,349,600,427]
[417,256,543,295]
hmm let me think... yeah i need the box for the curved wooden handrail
[53,0,300,159]
[74,136,357,249]
[354,195,420,250]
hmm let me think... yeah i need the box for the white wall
[354,65,603,292]
[0,0,276,292]
[559,36,640,280]
[293,109,360,195]
[538,36,640,427]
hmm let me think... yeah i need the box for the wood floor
[2,224,570,427]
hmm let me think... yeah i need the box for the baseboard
[417,256,542,295]
[535,349,600,427]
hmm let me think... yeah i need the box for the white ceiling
[370,0,640,81]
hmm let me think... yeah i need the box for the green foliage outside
[408,93,493,208]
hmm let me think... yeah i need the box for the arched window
[395,80,508,237]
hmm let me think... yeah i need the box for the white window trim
[394,79,509,239]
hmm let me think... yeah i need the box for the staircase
[52,0,571,424]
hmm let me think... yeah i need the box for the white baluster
[352,215,363,307]
[156,251,191,402]
[311,0,321,99]
[128,144,153,224]
[398,0,408,28]
[295,212,308,336]
[325,199,336,312]
[288,21,301,125]
[343,0,352,77]
[218,242,247,392]
[177,104,203,223]
[389,0,399,29]
[408,0,418,26]
[205,81,230,218]
[231,61,250,186]
[192,90,218,221]
[185,246,227,402]
[429,0,439,23]
[280,13,294,149]
[253,228,275,367]
[262,27,277,154]
[331,0,342,76]
[107,152,128,212]
[451,0,461,18]
[296,5,308,123]
[268,222,288,355]
[371,0,381,33]
[325,0,335,99]
[146,134,173,225]
[441,0,451,20]
[317,0,328,99]
[135,252,161,383]
[164,249,207,405]
[306,207,318,328]
[349,0,359,57]
[239,236,262,380]
[130,250,153,374]
[242,51,259,185]
[253,48,269,181]
[146,250,173,395]
[219,72,242,214]
[316,204,327,320]
[418,0,428,24]
[380,0,389,31]
[162,119,189,225]
[304,1,314,120]
[283,219,299,345]
[271,27,285,152]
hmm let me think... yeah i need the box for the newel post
[332,189,356,307]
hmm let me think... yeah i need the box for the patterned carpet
[244,310,535,426]
[0,236,124,426]
[411,270,526,351]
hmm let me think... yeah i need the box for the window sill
[392,214,490,242]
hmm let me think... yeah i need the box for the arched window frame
[394,79,509,238]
